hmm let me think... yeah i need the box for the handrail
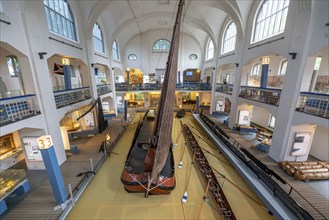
[53,86,90,94]
[300,92,329,98]
[0,94,36,103]
[240,86,282,92]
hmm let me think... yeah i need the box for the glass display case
[0,169,27,200]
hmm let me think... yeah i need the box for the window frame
[251,63,261,76]
[128,54,137,61]
[44,0,78,41]
[206,39,214,61]
[152,39,171,53]
[0,1,3,13]
[112,40,119,60]
[221,21,237,55]
[6,56,21,77]
[189,54,198,61]
[251,0,290,43]
[268,114,276,128]
[278,59,287,75]
[92,23,105,54]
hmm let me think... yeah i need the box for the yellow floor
[67,113,274,220]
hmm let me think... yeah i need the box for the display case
[0,169,27,200]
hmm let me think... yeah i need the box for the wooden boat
[121,110,175,194]
[121,0,185,196]
[176,109,186,118]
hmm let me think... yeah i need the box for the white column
[269,4,312,162]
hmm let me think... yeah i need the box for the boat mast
[150,0,185,183]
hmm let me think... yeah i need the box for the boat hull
[121,170,175,194]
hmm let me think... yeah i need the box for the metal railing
[176,82,212,90]
[97,84,112,96]
[54,87,91,109]
[115,82,212,91]
[199,114,325,219]
[215,83,233,95]
[0,94,40,125]
[239,86,281,106]
[296,92,329,119]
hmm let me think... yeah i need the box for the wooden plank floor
[3,116,125,220]
[209,115,329,219]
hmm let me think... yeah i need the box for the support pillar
[196,95,200,114]
[38,136,67,204]
[63,65,71,90]
[124,99,128,121]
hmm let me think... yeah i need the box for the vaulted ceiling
[76,0,254,51]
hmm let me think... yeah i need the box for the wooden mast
[150,0,185,184]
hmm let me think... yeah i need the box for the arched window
[0,1,3,13]
[221,21,237,54]
[189,54,198,60]
[278,59,287,75]
[251,63,261,76]
[152,39,170,52]
[252,0,290,43]
[93,23,104,53]
[206,39,214,60]
[112,40,119,60]
[6,56,21,77]
[44,0,77,41]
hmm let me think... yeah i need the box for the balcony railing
[115,82,212,92]
[0,94,40,126]
[215,83,233,95]
[176,82,212,91]
[239,86,281,106]
[97,84,112,96]
[54,87,91,109]
[296,92,329,119]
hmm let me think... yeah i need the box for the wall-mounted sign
[102,102,110,113]
[262,57,270,65]
[216,100,225,112]
[22,137,43,161]
[238,110,250,125]
[37,135,53,150]
[291,132,312,156]
[62,58,70,65]
[84,112,95,127]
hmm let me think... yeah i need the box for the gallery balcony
[0,94,41,126]
[239,86,281,106]
[296,92,329,119]
[215,83,233,95]
[115,82,212,92]
[54,87,91,109]
[97,84,112,96]
[176,82,212,91]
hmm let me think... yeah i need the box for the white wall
[251,105,271,128]
[123,30,203,76]
[310,126,329,161]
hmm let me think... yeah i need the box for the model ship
[121,0,184,196]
